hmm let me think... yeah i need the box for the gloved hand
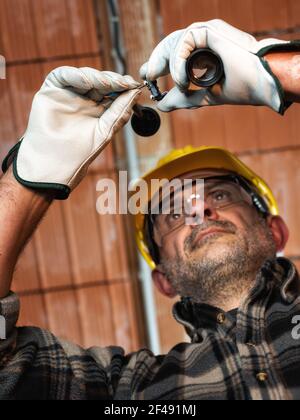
[140,19,297,114]
[2,66,142,199]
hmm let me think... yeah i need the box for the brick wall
[0,0,145,352]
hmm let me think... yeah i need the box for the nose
[203,199,219,220]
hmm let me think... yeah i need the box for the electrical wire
[107,0,127,75]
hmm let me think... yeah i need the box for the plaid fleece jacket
[0,257,300,400]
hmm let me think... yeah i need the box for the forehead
[176,168,235,180]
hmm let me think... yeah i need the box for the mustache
[184,220,237,252]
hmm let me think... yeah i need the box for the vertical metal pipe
[123,123,161,355]
[105,0,161,354]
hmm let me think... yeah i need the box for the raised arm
[140,19,300,114]
[265,51,300,103]
[0,66,141,299]
[0,167,53,298]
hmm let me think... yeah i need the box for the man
[0,20,299,399]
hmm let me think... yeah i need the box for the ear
[151,266,178,299]
[266,215,289,252]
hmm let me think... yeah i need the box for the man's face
[152,168,278,305]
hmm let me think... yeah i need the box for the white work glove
[2,66,142,199]
[140,19,296,114]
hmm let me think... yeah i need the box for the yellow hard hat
[134,145,279,270]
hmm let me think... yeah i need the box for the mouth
[192,228,230,250]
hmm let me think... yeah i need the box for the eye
[211,189,230,202]
[170,213,182,220]
[166,213,183,225]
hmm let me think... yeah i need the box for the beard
[159,214,277,306]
